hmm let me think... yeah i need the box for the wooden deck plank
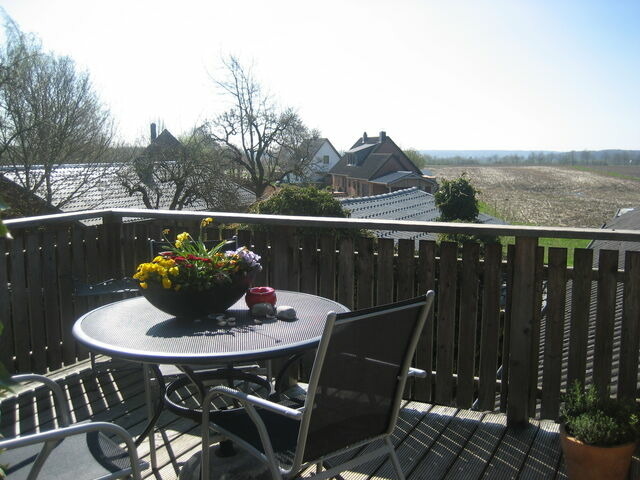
[378,405,459,479]
[481,419,540,479]
[339,401,433,480]
[518,420,562,480]
[1,364,585,480]
[408,408,484,479]
[443,412,507,480]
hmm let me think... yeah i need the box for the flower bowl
[141,273,254,319]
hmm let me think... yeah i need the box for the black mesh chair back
[200,292,434,480]
[301,294,431,463]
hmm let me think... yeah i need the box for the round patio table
[73,290,350,476]
[73,290,349,365]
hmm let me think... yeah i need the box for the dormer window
[347,154,355,166]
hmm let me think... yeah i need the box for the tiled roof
[329,132,421,180]
[330,152,394,179]
[1,163,255,224]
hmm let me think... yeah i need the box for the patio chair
[200,291,435,480]
[0,374,147,480]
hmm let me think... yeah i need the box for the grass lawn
[478,201,592,266]
[498,236,591,266]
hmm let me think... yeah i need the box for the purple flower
[227,247,262,271]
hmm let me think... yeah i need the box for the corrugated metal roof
[589,207,640,268]
[340,187,504,244]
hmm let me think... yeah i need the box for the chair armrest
[0,421,145,479]
[203,385,303,420]
[408,367,427,378]
[10,374,71,426]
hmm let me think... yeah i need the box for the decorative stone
[276,305,296,321]
[251,302,276,317]
[227,317,236,327]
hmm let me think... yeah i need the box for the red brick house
[329,131,438,197]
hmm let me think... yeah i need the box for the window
[346,154,355,166]
[323,155,329,164]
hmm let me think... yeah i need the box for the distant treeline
[422,150,640,166]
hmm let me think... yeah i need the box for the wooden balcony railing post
[337,236,354,309]
[435,242,458,405]
[566,248,593,391]
[456,241,480,409]
[507,236,538,426]
[540,247,568,419]
[619,251,640,401]
[271,227,295,290]
[594,250,619,395]
[0,236,15,374]
[101,213,123,281]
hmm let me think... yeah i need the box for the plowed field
[429,166,640,228]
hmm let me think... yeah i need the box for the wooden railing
[3,208,640,426]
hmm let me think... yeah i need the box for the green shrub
[250,185,368,238]
[560,381,640,446]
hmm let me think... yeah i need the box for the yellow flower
[140,282,148,289]
[175,239,183,248]
[162,277,172,289]
[169,266,179,276]
[200,217,214,228]
[174,284,182,291]
[162,228,170,235]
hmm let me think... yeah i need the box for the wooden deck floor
[2,361,639,479]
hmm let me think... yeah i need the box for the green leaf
[0,362,14,393]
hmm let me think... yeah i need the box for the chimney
[150,123,157,141]
[362,132,368,143]
[379,131,386,143]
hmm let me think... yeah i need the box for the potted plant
[133,217,262,319]
[559,381,640,480]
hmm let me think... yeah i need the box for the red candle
[245,286,277,309]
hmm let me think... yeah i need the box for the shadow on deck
[2,361,639,479]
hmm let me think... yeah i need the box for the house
[279,137,341,185]
[329,131,438,197]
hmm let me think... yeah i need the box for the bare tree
[117,126,249,211]
[206,56,319,198]
[0,16,115,212]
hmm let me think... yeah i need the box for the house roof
[340,187,504,244]
[329,132,421,180]
[588,207,640,268]
[371,170,438,186]
[1,162,256,225]
[330,153,396,180]
[1,128,257,223]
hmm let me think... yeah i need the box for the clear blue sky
[1,0,638,151]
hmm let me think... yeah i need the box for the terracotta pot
[140,272,255,319]
[245,286,277,309]
[560,424,637,480]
